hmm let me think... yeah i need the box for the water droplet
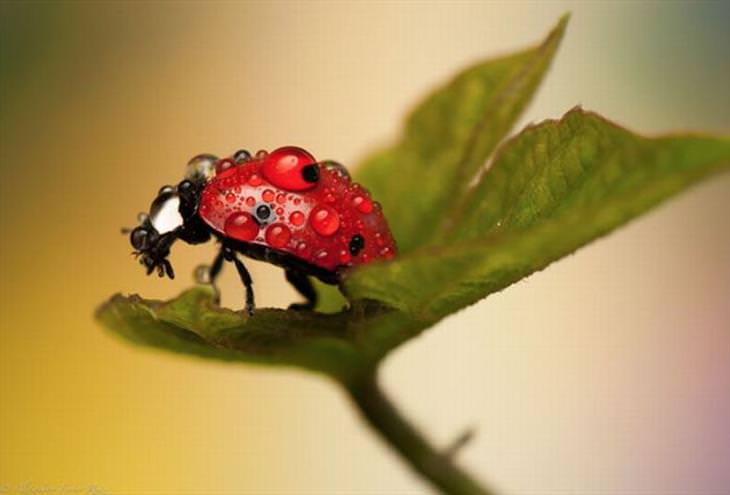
[245,196,256,207]
[216,158,235,175]
[224,212,259,241]
[261,147,318,192]
[289,211,305,226]
[215,200,224,208]
[322,160,351,181]
[186,154,218,181]
[276,193,287,204]
[233,149,251,163]
[293,198,302,205]
[315,249,330,262]
[296,241,310,256]
[309,205,340,236]
[225,192,236,203]
[248,174,263,186]
[352,195,373,214]
[265,223,291,248]
[375,232,384,246]
[262,189,275,202]
[194,264,211,284]
[338,250,351,264]
[275,207,284,216]
[325,193,336,204]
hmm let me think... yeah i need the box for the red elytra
[197,146,397,272]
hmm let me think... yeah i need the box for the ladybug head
[127,155,216,278]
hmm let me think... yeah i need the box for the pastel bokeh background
[1,1,728,494]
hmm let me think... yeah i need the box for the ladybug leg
[285,268,317,311]
[223,246,255,315]
[207,249,226,302]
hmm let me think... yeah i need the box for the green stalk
[346,371,495,495]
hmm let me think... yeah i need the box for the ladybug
[127,146,397,314]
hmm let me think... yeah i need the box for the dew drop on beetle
[289,211,305,226]
[309,204,340,236]
[265,223,291,249]
[186,154,218,181]
[224,212,259,241]
[233,149,251,163]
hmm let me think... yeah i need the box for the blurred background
[1,1,728,494]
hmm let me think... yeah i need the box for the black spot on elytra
[349,234,365,256]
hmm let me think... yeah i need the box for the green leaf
[345,108,730,325]
[95,15,730,495]
[356,14,568,253]
[97,17,729,376]
[97,285,373,382]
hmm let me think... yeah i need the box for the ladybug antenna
[121,227,132,234]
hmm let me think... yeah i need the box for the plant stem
[346,371,496,495]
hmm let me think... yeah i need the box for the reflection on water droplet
[352,195,373,213]
[322,160,351,181]
[224,212,259,241]
[233,149,251,163]
[289,211,305,226]
[225,193,236,203]
[194,264,211,284]
[186,154,218,181]
[216,159,235,175]
[309,204,340,236]
[315,249,330,262]
[265,223,291,248]
[296,241,310,256]
[339,250,351,263]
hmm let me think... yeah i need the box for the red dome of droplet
[309,204,340,237]
[261,146,317,192]
[265,223,291,249]
[224,211,259,241]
